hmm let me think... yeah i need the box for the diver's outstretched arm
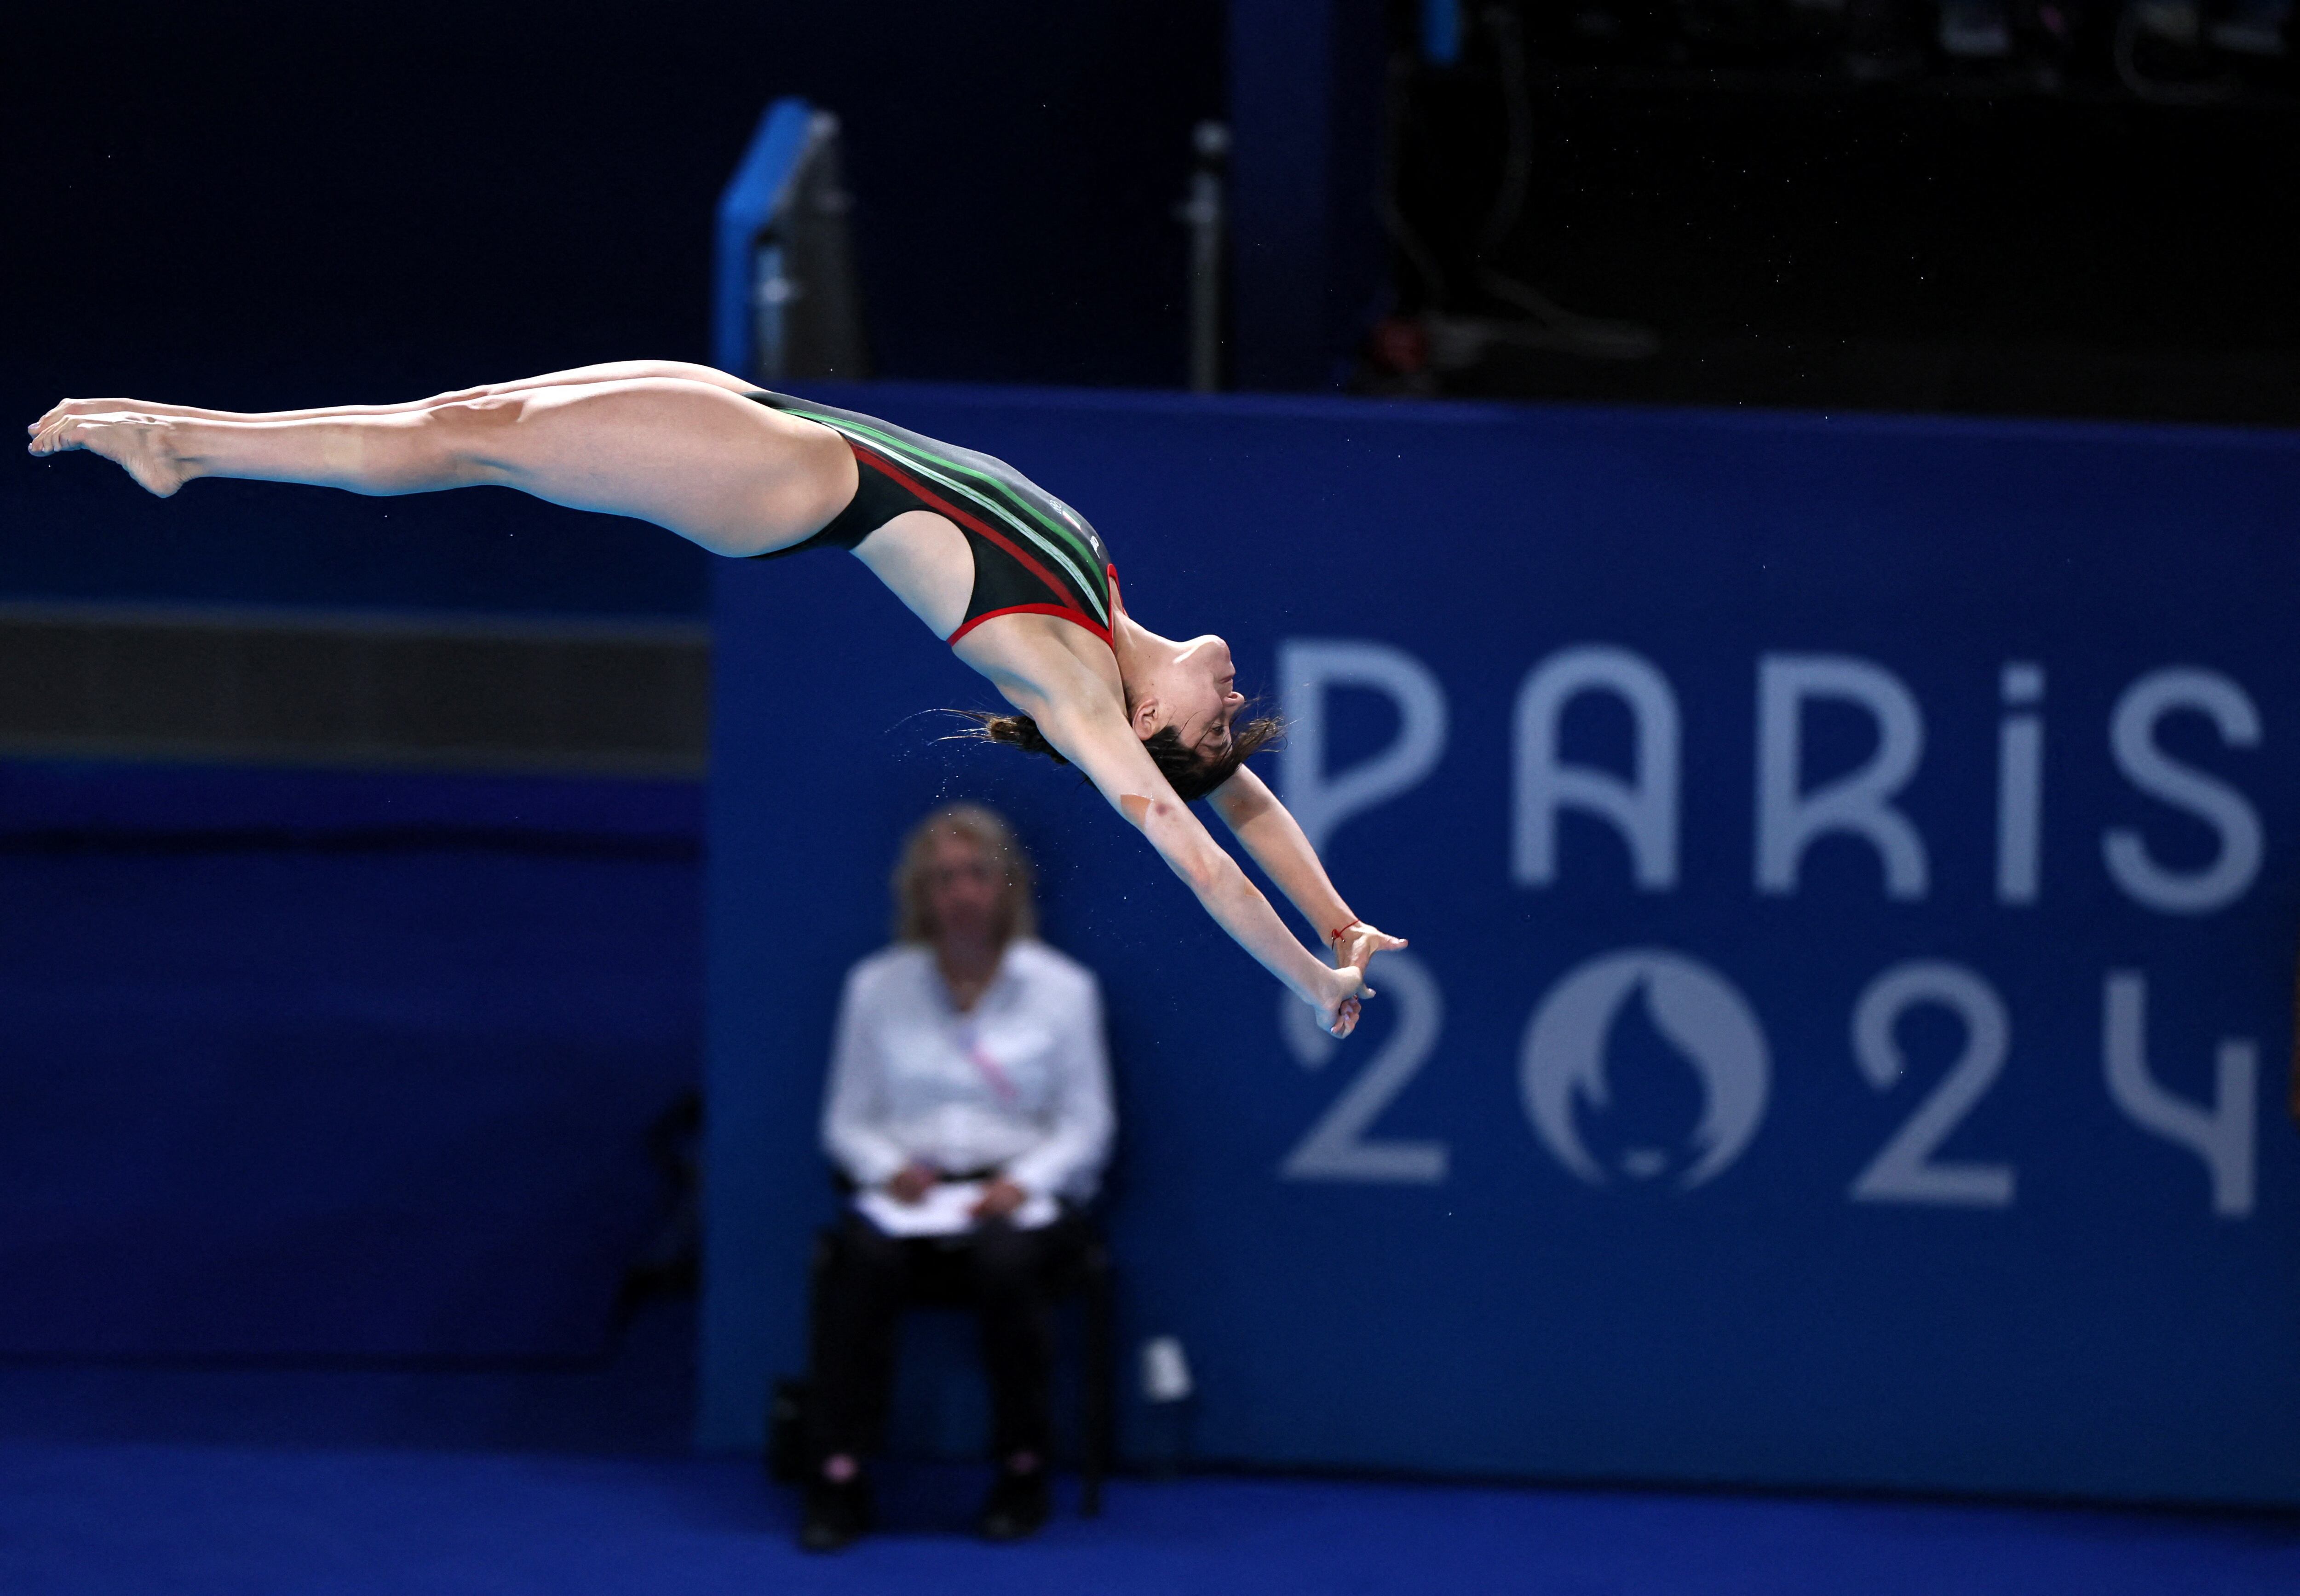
[1019,666,1369,1038]
[1207,766,1408,982]
[26,374,850,557]
[27,361,758,431]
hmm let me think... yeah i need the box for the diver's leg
[28,376,853,557]
[29,360,758,432]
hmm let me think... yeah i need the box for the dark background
[3,1,1223,615]
[9,0,2295,442]
[4,2,1224,421]
[1387,34,2300,419]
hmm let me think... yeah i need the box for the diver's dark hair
[955,706,1284,802]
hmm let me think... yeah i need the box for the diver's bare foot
[28,413,190,497]
[27,396,174,437]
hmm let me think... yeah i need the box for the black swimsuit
[745,390,1118,648]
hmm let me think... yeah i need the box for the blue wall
[708,382,2300,1509]
[703,383,2300,1505]
[0,763,702,1359]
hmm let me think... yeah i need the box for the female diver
[28,361,1406,1037]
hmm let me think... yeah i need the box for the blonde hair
[891,802,1039,947]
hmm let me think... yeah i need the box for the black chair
[771,1207,1116,1517]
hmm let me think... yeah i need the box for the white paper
[854,1180,1059,1238]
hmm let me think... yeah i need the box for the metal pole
[1179,121,1230,393]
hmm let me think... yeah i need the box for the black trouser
[809,1207,1084,1464]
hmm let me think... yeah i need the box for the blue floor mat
[0,1443,2293,1596]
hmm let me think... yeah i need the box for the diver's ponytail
[953,708,1070,766]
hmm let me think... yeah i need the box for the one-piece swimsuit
[745,390,1118,648]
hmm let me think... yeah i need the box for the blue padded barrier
[702,383,2300,1504]
[0,763,702,1359]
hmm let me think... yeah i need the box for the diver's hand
[1330,922,1408,987]
[1313,963,1370,1039]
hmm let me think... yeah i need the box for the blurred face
[1144,634,1246,761]
[922,832,1002,949]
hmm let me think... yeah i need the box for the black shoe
[976,1465,1051,1542]
[799,1474,872,1553]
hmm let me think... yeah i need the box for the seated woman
[805,803,1112,1552]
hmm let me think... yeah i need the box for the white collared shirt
[820,939,1114,1203]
